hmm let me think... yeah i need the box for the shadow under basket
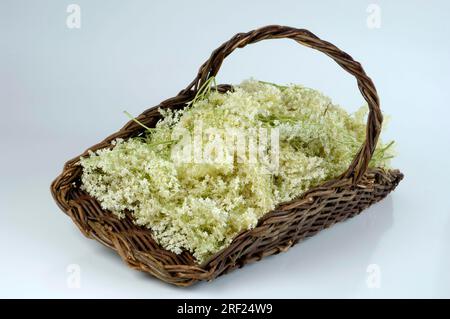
[51,25,403,287]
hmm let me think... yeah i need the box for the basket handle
[182,25,382,184]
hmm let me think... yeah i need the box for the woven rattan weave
[51,25,403,286]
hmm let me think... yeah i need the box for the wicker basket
[51,25,403,286]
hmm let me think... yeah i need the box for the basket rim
[51,149,403,285]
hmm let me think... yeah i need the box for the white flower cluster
[80,79,394,263]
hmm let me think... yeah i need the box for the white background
[0,0,449,298]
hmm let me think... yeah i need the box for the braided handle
[183,25,382,183]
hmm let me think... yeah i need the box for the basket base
[52,164,402,286]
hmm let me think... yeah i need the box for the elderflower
[80,79,395,263]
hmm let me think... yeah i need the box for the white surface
[0,0,449,298]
